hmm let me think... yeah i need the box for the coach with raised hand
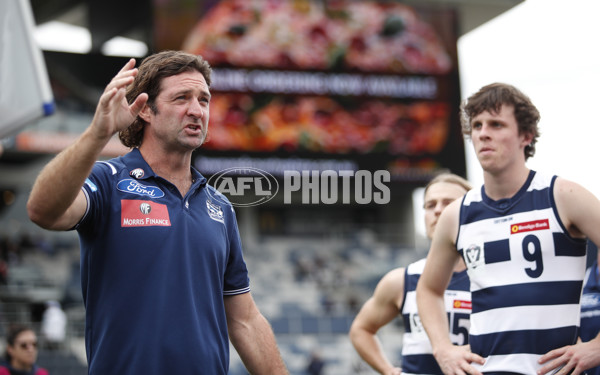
[27,50,288,375]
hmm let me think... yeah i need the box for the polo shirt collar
[121,148,207,187]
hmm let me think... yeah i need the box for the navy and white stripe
[457,171,586,374]
[400,258,471,375]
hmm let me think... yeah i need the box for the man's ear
[521,131,534,148]
[138,104,152,122]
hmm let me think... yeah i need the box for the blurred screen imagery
[154,0,465,180]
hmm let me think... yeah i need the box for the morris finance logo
[207,167,279,207]
[139,202,152,214]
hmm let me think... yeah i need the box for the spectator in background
[349,173,472,374]
[0,324,48,375]
[40,301,67,350]
[581,241,600,375]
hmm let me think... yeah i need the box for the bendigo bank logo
[453,300,472,310]
[510,219,549,234]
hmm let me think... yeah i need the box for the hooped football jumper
[457,171,586,374]
[400,258,471,375]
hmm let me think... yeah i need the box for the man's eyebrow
[169,88,211,100]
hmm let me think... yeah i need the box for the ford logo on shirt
[117,179,165,199]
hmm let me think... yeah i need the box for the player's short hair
[424,173,472,198]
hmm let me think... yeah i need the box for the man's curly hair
[460,82,540,160]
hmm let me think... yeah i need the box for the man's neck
[483,165,531,201]
[138,145,194,196]
[10,360,33,372]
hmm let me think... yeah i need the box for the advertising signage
[154,0,465,182]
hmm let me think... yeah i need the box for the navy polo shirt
[76,148,250,375]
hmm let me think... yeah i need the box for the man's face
[470,104,532,174]
[143,71,211,151]
[424,181,468,239]
[8,330,38,369]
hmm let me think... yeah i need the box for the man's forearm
[350,329,397,374]
[27,127,112,228]
[230,313,288,374]
[416,288,453,353]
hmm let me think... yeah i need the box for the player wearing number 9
[350,173,472,375]
[417,83,600,375]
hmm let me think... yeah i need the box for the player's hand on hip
[383,367,402,375]
[434,345,485,375]
[538,339,600,375]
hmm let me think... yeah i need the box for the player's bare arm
[553,177,600,245]
[537,178,600,375]
[417,200,484,375]
[350,267,405,374]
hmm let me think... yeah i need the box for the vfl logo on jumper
[409,313,427,338]
[207,167,279,207]
[206,200,224,223]
[510,219,549,234]
[464,244,485,269]
[121,200,171,227]
[117,179,165,199]
[129,168,145,179]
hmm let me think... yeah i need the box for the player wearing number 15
[416,83,600,375]
[350,173,472,375]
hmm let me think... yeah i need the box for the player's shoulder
[373,266,406,304]
[551,175,597,209]
[437,198,462,228]
[553,175,586,193]
[375,266,406,293]
[382,266,406,282]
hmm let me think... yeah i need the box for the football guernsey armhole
[455,194,469,251]
[399,268,410,313]
[549,175,587,245]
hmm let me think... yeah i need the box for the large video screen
[154,0,465,181]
